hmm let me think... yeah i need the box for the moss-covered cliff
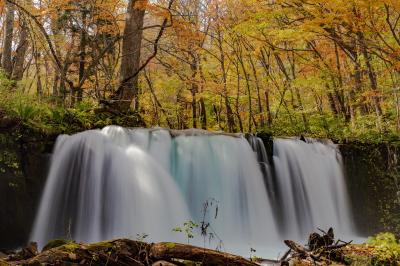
[0,128,53,249]
[340,142,400,238]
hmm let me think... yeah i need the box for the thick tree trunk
[116,0,146,111]
[12,20,29,81]
[2,2,15,77]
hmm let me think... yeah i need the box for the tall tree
[12,18,29,81]
[115,0,147,111]
[1,1,15,77]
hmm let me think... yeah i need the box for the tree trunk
[259,49,273,126]
[199,97,207,129]
[190,63,198,129]
[198,64,207,130]
[396,89,400,132]
[334,42,347,118]
[235,63,244,132]
[34,51,43,98]
[117,0,147,111]
[215,7,236,132]
[327,90,339,115]
[2,2,15,77]
[237,47,253,132]
[144,71,173,128]
[12,19,29,81]
[359,32,383,130]
[249,54,264,127]
[77,9,88,103]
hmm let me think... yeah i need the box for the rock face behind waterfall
[340,142,400,237]
[0,130,53,250]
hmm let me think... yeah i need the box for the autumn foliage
[0,0,400,138]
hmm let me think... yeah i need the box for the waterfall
[30,126,280,256]
[272,138,355,240]
[31,126,356,257]
[30,127,191,247]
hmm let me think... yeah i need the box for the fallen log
[149,242,258,266]
[5,239,258,266]
[283,240,308,257]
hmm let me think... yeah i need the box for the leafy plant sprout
[172,198,225,252]
[173,221,199,244]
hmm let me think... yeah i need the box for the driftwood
[280,228,352,265]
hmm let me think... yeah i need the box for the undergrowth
[0,74,142,135]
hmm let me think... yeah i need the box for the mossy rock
[62,242,82,251]
[42,239,73,252]
[164,242,176,249]
[87,240,114,248]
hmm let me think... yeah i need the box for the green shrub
[367,233,400,265]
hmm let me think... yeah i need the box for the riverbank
[1,233,399,266]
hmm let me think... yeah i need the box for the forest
[0,0,399,139]
[1,0,400,266]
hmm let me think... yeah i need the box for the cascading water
[170,134,279,255]
[30,126,280,256]
[30,127,191,247]
[30,126,357,258]
[247,136,278,206]
[272,138,355,240]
